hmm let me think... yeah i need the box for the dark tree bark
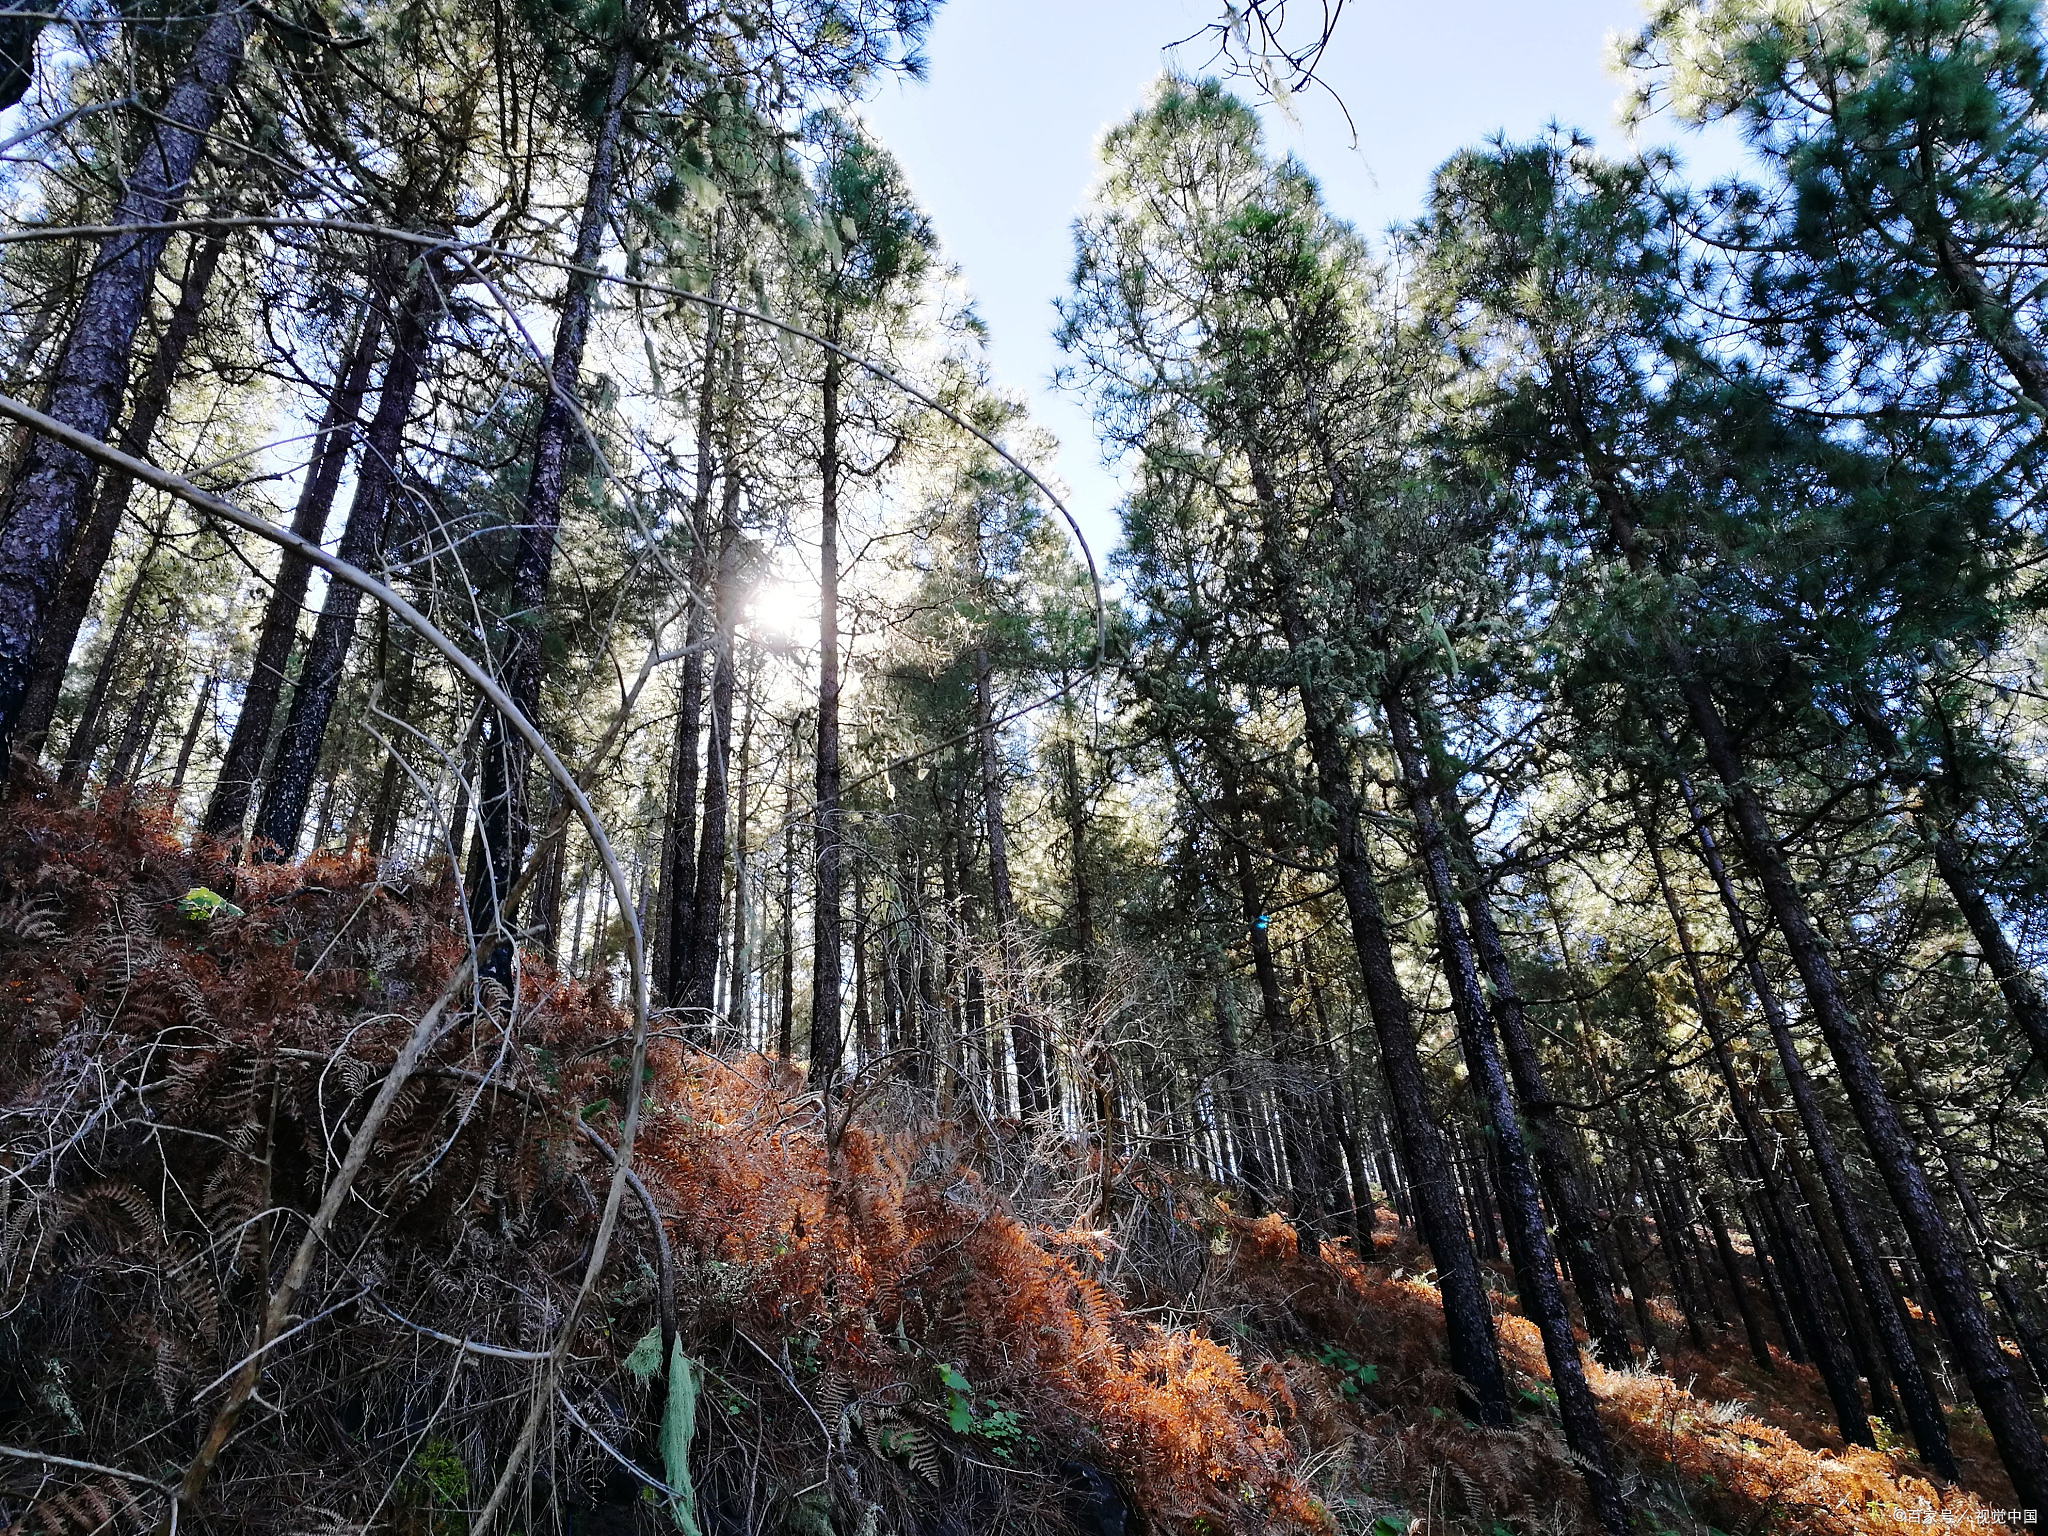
[808,341,845,1087]
[1233,837,1325,1256]
[726,670,757,1043]
[106,644,170,787]
[937,780,968,1101]
[972,640,1048,1112]
[1702,1184,1775,1372]
[477,16,640,949]
[1737,1177,1806,1361]
[205,304,383,838]
[1666,665,2042,1499]
[1383,690,1628,1536]
[1848,692,2048,1072]
[1064,736,1123,1197]
[1245,477,1508,1428]
[0,0,44,113]
[656,236,728,1005]
[254,259,446,858]
[1640,816,1874,1443]
[851,860,874,1060]
[658,654,703,995]
[1457,1125,1503,1265]
[1660,1122,1731,1331]
[1552,324,2031,1468]
[1916,1097,2048,1405]
[1302,955,1374,1251]
[1624,1123,1709,1353]
[366,606,415,857]
[684,451,745,1028]
[168,669,212,802]
[1432,771,1634,1369]
[445,707,482,875]
[1673,767,1958,1477]
[1771,1089,1903,1422]
[1606,1162,1664,1355]
[1211,970,1271,1211]
[16,228,227,757]
[0,0,254,752]
[1575,366,1976,1445]
[1368,1110,1409,1227]
[778,734,798,1061]
[56,529,161,789]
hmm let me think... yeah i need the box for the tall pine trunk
[168,662,212,801]
[16,228,227,756]
[56,526,163,788]
[1384,690,1629,1536]
[1211,967,1270,1212]
[808,341,844,1087]
[1667,648,2045,1501]
[1849,692,2048,1070]
[367,607,415,857]
[1672,765,1955,1471]
[254,261,446,857]
[0,0,253,751]
[1919,1099,2048,1402]
[1571,409,2033,1489]
[656,232,728,1004]
[1701,1181,1775,1371]
[1640,812,1874,1445]
[1430,756,1634,1369]
[478,19,638,948]
[1064,736,1122,1209]
[726,669,756,1041]
[779,734,797,1060]
[1301,956,1373,1251]
[204,301,383,837]
[1232,836,1324,1256]
[106,644,170,788]
[684,428,744,1026]
[1246,471,1508,1426]
[974,640,1048,1112]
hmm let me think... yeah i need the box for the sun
[745,577,813,639]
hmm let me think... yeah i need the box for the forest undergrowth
[0,789,2023,1536]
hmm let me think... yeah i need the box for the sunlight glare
[746,578,813,639]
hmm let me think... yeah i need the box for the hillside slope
[0,790,2021,1535]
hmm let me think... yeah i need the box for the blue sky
[859,0,1747,566]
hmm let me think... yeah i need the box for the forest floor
[0,787,2033,1536]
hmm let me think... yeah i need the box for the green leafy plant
[1315,1341,1380,1400]
[175,887,243,922]
[935,1362,1032,1458]
[400,1437,469,1536]
[939,1362,974,1432]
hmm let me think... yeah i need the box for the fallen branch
[164,956,475,1527]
